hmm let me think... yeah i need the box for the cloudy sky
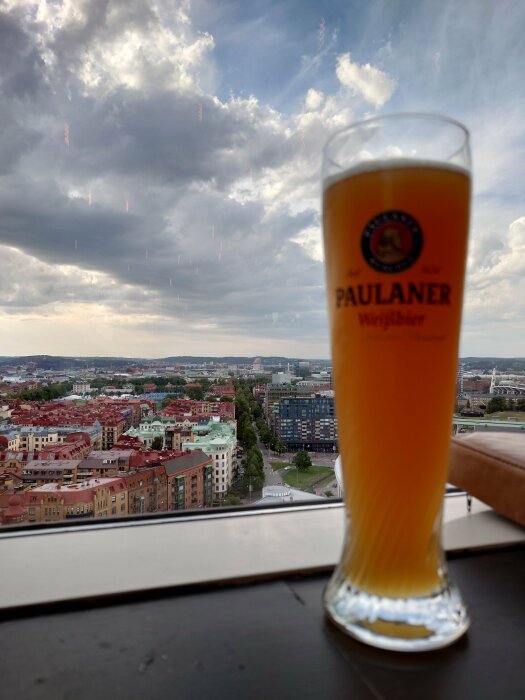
[0,0,524,358]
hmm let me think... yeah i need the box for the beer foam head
[323,158,470,192]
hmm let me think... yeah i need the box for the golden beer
[322,116,471,651]
[323,161,470,598]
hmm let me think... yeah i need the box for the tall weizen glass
[322,114,471,651]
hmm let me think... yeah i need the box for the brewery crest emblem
[361,210,423,273]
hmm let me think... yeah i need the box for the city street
[255,432,284,487]
[255,429,339,496]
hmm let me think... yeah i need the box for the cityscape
[2,354,525,527]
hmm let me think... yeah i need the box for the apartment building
[274,396,338,452]
[73,382,91,394]
[161,399,235,420]
[21,459,81,486]
[163,450,213,510]
[77,450,144,478]
[0,493,28,525]
[124,415,198,450]
[24,477,128,523]
[264,383,315,432]
[123,466,168,515]
[101,417,126,449]
[182,420,237,501]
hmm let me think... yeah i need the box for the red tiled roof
[25,477,126,505]
[9,397,142,428]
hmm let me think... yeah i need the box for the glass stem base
[324,567,470,652]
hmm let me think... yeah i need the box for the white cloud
[468,217,525,283]
[335,53,396,107]
[305,88,324,111]
[291,226,324,262]
[465,217,525,322]
[20,0,215,96]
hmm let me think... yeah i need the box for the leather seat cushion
[448,431,525,527]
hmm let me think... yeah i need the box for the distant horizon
[1,353,525,363]
[0,353,327,362]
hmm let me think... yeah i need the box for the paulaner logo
[361,210,423,273]
[336,282,451,307]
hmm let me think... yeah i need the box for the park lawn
[484,411,525,422]
[315,473,337,490]
[282,466,333,490]
[270,460,289,471]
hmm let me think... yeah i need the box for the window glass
[0,1,524,529]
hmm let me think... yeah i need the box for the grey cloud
[27,88,296,191]
[0,11,47,99]
[468,233,505,275]
[0,3,330,351]
[0,176,157,263]
[0,164,326,339]
[0,107,42,174]
[0,245,157,314]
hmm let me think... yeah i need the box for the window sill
[1,496,524,611]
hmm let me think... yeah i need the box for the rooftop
[88,450,134,459]
[162,450,212,476]
[22,459,81,471]
[26,477,127,504]
[182,420,236,451]
[30,477,122,491]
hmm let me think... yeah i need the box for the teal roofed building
[124,415,196,450]
[182,419,237,502]
[124,419,166,448]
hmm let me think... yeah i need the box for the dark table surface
[1,546,524,700]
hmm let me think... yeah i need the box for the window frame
[1,495,524,612]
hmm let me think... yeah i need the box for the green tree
[151,436,164,450]
[258,424,271,446]
[246,446,264,475]
[242,423,257,450]
[235,391,250,418]
[486,397,507,414]
[274,437,286,455]
[224,495,242,506]
[293,449,312,472]
[237,415,254,448]
[516,398,525,412]
[243,463,264,493]
[90,378,107,389]
[186,386,204,400]
[14,381,73,401]
[200,378,212,393]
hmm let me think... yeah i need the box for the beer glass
[322,114,470,651]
